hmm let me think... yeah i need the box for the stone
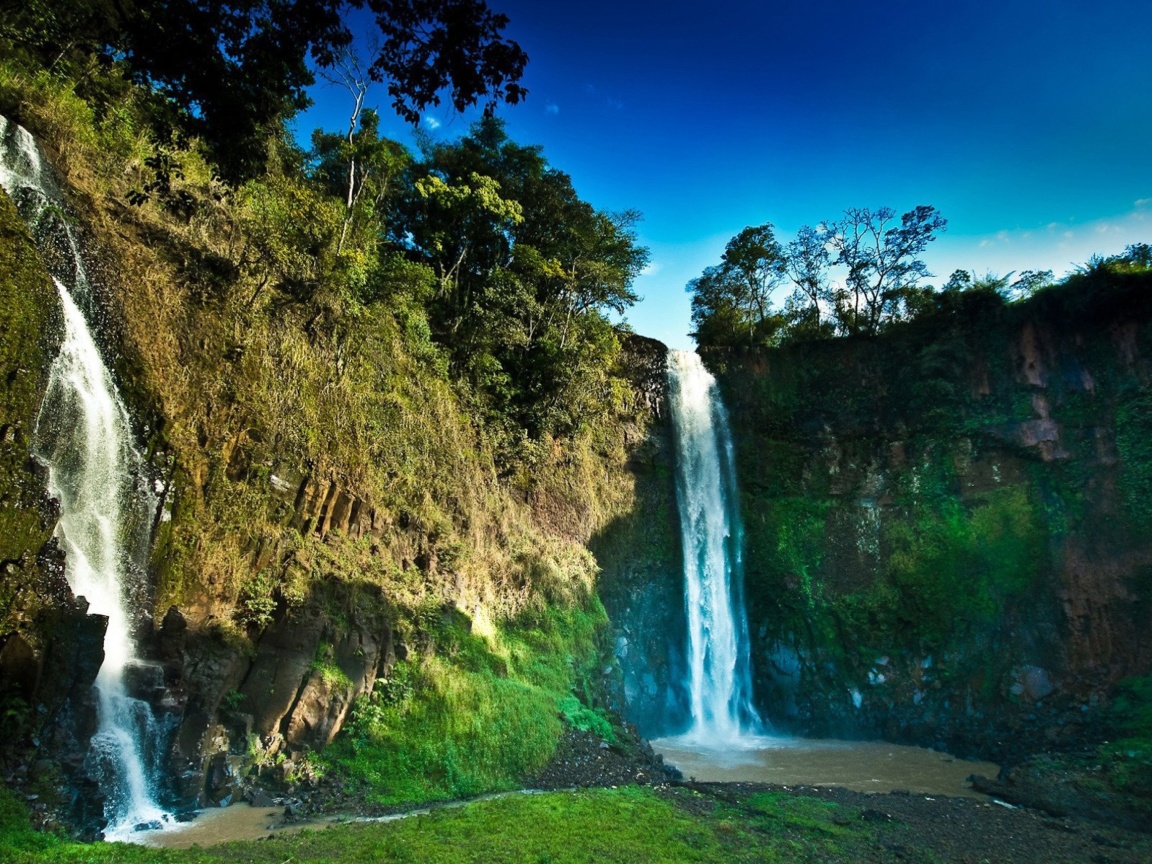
[246,787,277,808]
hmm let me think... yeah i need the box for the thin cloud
[423,116,441,130]
[1135,198,1152,207]
[545,102,560,115]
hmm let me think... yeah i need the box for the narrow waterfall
[667,350,760,743]
[0,117,172,838]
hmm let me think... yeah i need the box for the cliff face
[0,99,651,825]
[591,335,686,735]
[0,192,114,810]
[708,276,1152,759]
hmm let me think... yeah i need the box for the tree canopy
[688,206,948,347]
[3,0,528,182]
[688,224,787,347]
[387,117,648,443]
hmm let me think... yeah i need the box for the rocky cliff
[0,95,652,830]
[705,275,1152,761]
[591,335,686,735]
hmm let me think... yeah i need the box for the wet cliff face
[592,335,689,736]
[0,185,117,822]
[708,275,1152,759]
[0,114,641,823]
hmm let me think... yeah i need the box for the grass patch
[1,787,885,864]
[324,599,613,805]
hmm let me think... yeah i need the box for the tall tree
[827,205,947,335]
[783,224,833,336]
[388,118,647,441]
[687,223,786,347]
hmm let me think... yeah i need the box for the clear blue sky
[299,0,1152,349]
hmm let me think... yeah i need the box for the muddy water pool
[652,735,999,799]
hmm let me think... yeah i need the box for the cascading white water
[667,350,761,744]
[0,116,172,839]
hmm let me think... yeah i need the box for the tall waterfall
[0,117,172,839]
[667,350,760,743]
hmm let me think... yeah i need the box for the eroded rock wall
[592,335,689,736]
[708,277,1152,760]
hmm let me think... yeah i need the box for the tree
[312,98,409,255]
[369,0,528,123]
[411,170,524,322]
[7,0,528,183]
[783,224,833,333]
[827,205,947,335]
[387,118,646,442]
[686,223,787,347]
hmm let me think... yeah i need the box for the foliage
[557,693,615,742]
[234,573,280,629]
[687,223,787,347]
[389,116,648,451]
[827,205,947,335]
[688,206,946,347]
[1,0,527,182]
[327,598,609,804]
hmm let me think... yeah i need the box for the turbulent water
[0,116,172,840]
[666,350,760,743]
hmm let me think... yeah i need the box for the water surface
[653,735,999,799]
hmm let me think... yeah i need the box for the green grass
[323,600,613,805]
[0,786,882,864]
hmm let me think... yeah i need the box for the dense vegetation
[688,209,1150,348]
[0,0,653,812]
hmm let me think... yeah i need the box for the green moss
[325,598,611,805]
[0,186,60,643]
[1115,393,1152,525]
[869,486,1046,646]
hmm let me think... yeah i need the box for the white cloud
[423,116,441,130]
[931,207,1152,283]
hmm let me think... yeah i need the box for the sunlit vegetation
[689,205,1152,347]
[325,594,615,804]
[0,783,891,864]
[0,0,652,810]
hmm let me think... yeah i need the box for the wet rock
[246,787,277,808]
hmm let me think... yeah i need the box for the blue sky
[300,1,1152,349]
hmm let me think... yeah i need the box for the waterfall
[667,350,760,744]
[0,116,173,839]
